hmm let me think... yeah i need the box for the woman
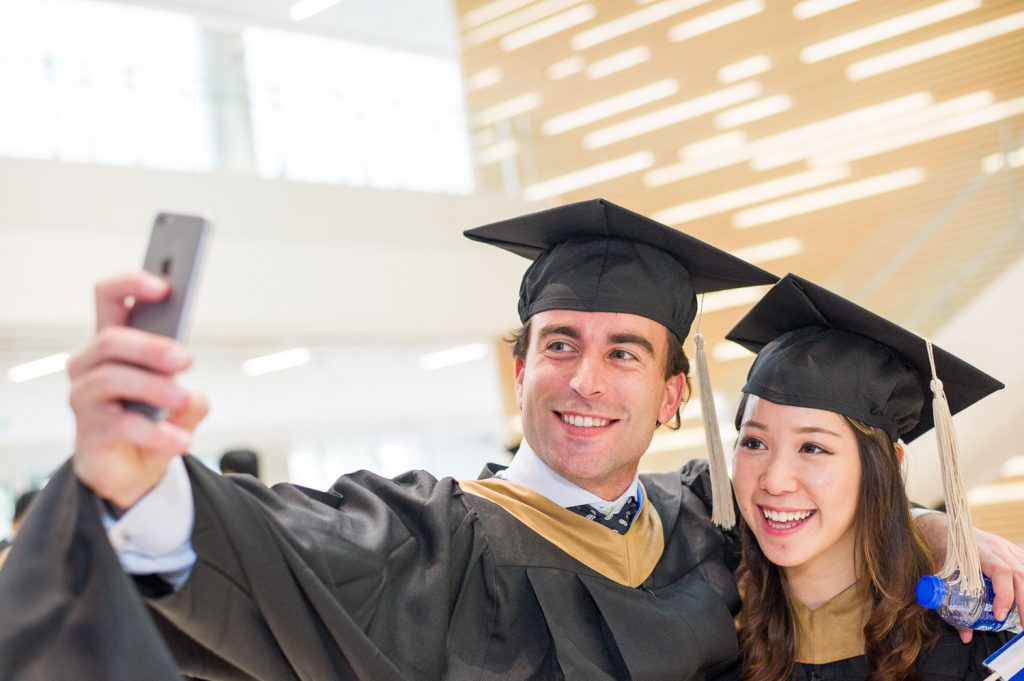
[725,274,1012,681]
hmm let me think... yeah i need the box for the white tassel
[694,331,735,529]
[927,340,983,597]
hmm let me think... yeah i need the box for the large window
[0,1,475,194]
[0,0,212,170]
[243,28,474,194]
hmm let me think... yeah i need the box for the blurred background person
[219,448,261,480]
[0,491,38,569]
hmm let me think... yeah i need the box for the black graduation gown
[0,455,741,681]
[789,624,1012,680]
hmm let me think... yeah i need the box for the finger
[68,326,190,380]
[95,272,169,330]
[111,410,193,455]
[1014,577,1024,626]
[70,363,189,415]
[987,561,1014,622]
[77,408,192,463]
[958,627,973,644]
[166,390,209,433]
[1012,552,1024,619]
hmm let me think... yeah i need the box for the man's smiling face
[515,309,686,500]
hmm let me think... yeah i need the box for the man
[219,448,261,479]
[0,200,1021,680]
[0,491,38,569]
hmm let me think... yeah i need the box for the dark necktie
[567,496,638,535]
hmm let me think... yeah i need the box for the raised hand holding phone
[68,214,210,511]
[123,213,209,419]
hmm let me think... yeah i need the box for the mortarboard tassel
[927,340,983,597]
[694,330,735,529]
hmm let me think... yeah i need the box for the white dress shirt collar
[495,438,640,516]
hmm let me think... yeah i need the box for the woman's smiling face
[732,396,862,577]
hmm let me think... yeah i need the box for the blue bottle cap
[916,575,946,609]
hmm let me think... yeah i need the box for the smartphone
[123,212,210,420]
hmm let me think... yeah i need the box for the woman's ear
[894,442,905,465]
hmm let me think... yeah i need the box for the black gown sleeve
[0,456,491,681]
[147,457,489,681]
[0,461,182,681]
[678,458,742,572]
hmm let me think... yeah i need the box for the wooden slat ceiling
[455,0,1024,473]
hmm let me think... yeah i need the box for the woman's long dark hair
[735,395,938,681]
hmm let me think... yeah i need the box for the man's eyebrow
[609,333,655,356]
[537,324,581,340]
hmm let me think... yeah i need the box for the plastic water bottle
[916,573,1021,633]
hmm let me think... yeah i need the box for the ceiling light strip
[584,81,761,148]
[586,46,652,79]
[7,353,70,383]
[542,79,679,135]
[523,151,655,202]
[682,131,747,160]
[468,0,587,46]
[646,94,931,187]
[793,0,860,20]
[420,344,489,371]
[475,93,542,127]
[547,56,586,80]
[242,348,312,377]
[733,167,927,229]
[700,286,767,313]
[571,0,714,50]
[717,55,772,84]
[714,94,792,129]
[667,0,765,43]
[712,341,755,362]
[967,481,1024,506]
[477,140,520,164]
[473,129,498,147]
[753,90,993,170]
[811,96,1024,166]
[461,0,537,30]
[641,132,749,187]
[1000,456,1024,478]
[653,165,850,225]
[982,145,1024,174]
[467,68,503,91]
[728,237,804,264]
[846,10,1024,80]
[644,149,750,187]
[800,0,981,63]
[501,4,597,51]
[746,92,932,159]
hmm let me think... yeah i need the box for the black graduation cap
[726,274,1004,443]
[464,198,778,341]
